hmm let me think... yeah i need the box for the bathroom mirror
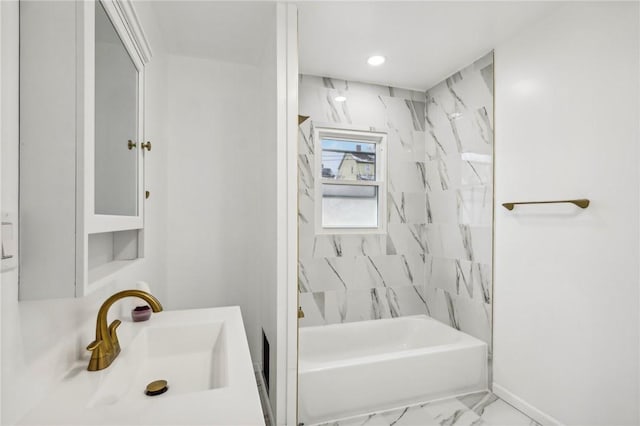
[94,1,139,217]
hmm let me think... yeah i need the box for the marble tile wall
[423,52,494,346]
[298,75,430,325]
[298,52,493,347]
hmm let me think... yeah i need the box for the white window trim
[314,126,388,235]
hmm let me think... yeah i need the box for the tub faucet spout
[86,289,163,371]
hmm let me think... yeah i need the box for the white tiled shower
[298,53,493,348]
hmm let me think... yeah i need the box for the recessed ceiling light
[367,55,386,66]
[334,96,347,102]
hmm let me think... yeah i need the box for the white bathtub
[298,315,488,425]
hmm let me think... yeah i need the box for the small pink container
[132,305,152,322]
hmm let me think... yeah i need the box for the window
[314,127,387,234]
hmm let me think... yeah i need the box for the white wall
[258,7,280,419]
[0,1,18,419]
[0,2,169,424]
[164,53,274,366]
[162,6,284,420]
[278,5,299,424]
[493,3,639,425]
[0,0,4,418]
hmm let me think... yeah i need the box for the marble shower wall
[298,75,430,326]
[423,53,494,345]
[298,52,493,347]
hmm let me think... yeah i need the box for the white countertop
[18,306,265,426]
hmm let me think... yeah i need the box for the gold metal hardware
[86,290,163,371]
[145,190,150,199]
[298,307,305,319]
[502,199,590,211]
[141,141,152,151]
[127,140,136,150]
[145,379,168,396]
[146,380,167,393]
[298,115,310,125]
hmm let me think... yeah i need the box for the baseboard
[493,383,564,426]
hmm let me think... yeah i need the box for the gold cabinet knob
[141,141,152,151]
[298,307,305,319]
[127,140,136,150]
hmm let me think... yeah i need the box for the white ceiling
[150,1,275,66]
[148,1,563,89]
[298,1,564,90]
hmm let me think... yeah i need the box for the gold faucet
[86,289,163,371]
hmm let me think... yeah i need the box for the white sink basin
[88,322,228,407]
[18,307,264,425]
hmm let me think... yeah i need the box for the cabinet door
[19,0,152,299]
[84,0,149,234]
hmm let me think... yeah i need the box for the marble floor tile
[459,392,540,426]
[320,413,391,426]
[379,406,441,426]
[316,405,440,426]
[312,392,538,426]
[421,398,484,426]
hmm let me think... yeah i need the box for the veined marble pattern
[299,75,430,327]
[422,52,494,346]
[298,53,493,341]
[388,192,427,224]
[311,392,540,426]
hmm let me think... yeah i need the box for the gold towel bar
[502,199,590,211]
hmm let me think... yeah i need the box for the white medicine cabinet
[19,0,152,300]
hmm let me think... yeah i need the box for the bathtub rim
[298,314,488,373]
[299,340,487,373]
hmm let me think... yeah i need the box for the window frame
[313,126,388,235]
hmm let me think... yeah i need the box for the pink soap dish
[132,305,152,322]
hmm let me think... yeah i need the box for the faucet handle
[108,319,122,339]
[108,319,122,354]
[109,320,122,337]
[86,339,103,351]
